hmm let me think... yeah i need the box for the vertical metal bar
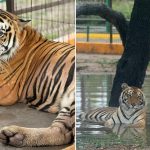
[6,0,14,13]
[87,25,89,42]
[63,0,65,42]
[105,0,112,43]
[31,0,33,27]
[81,76,86,112]
[109,0,112,43]
[105,0,110,33]
[40,0,42,33]
[51,0,53,40]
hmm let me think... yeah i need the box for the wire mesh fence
[0,0,75,44]
[76,0,122,43]
[0,0,6,9]
[77,0,106,2]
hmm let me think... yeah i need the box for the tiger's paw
[104,119,114,128]
[63,144,75,150]
[0,126,24,147]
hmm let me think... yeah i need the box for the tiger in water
[80,83,146,128]
[0,9,75,148]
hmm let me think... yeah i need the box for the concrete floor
[0,103,67,150]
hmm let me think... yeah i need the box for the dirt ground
[77,53,150,74]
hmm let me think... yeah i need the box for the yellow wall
[76,42,123,55]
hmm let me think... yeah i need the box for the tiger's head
[0,9,30,60]
[119,83,145,110]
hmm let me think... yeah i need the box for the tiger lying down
[0,9,75,147]
[80,83,146,128]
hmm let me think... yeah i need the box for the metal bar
[105,0,110,33]
[109,0,112,43]
[15,0,74,15]
[6,0,14,13]
[87,25,89,42]
[105,0,113,43]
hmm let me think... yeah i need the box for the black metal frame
[6,0,74,15]
[6,0,14,13]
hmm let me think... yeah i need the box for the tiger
[80,83,146,128]
[0,9,75,148]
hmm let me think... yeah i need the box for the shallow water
[76,74,150,150]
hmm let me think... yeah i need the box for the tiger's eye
[0,31,4,37]
[128,90,133,96]
[123,96,128,102]
[138,93,143,99]
[128,93,132,97]
[139,100,144,105]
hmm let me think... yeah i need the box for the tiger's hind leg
[0,89,75,147]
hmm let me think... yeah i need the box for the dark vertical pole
[80,76,86,112]
[109,0,112,43]
[6,0,14,13]
[87,25,90,42]
[105,0,112,43]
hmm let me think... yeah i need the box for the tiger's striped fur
[0,9,75,147]
[80,83,146,128]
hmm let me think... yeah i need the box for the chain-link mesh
[0,0,75,44]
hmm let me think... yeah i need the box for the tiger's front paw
[0,125,24,147]
[104,120,114,128]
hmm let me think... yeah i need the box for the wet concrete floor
[0,103,67,150]
[76,74,150,150]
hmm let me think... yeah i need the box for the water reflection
[76,74,150,149]
[111,124,145,137]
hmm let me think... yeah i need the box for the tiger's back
[17,29,75,113]
[80,83,146,128]
[0,9,75,147]
[0,24,75,113]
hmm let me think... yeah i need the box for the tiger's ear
[18,19,31,27]
[121,83,128,90]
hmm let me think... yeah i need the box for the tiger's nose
[132,103,136,106]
